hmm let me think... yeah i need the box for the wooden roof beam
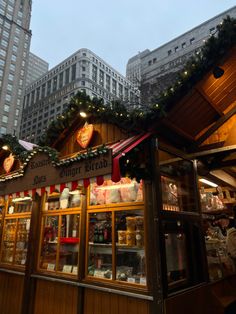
[196,86,224,117]
[192,104,236,148]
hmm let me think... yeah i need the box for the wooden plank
[194,105,236,146]
[0,272,24,314]
[33,279,78,314]
[196,86,223,116]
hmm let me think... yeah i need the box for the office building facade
[0,0,32,136]
[126,6,236,102]
[26,52,49,86]
[20,48,138,143]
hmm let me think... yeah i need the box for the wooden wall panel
[34,279,78,314]
[58,123,128,156]
[164,280,236,314]
[201,114,236,146]
[0,272,24,314]
[83,288,150,314]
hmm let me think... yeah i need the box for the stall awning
[7,132,152,198]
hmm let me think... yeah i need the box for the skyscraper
[0,0,32,136]
[126,6,236,103]
[26,52,49,87]
[20,48,138,144]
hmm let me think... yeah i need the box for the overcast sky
[29,1,235,75]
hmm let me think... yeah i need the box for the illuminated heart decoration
[3,153,14,173]
[77,123,94,149]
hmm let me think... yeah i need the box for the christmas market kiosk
[0,16,235,314]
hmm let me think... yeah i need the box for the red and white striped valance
[7,175,111,199]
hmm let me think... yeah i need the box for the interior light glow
[199,178,218,188]
[12,196,32,202]
[2,145,9,150]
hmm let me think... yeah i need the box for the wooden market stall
[0,16,235,314]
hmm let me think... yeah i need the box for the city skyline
[29,1,236,75]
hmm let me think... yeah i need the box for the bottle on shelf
[94,225,99,243]
[98,224,104,243]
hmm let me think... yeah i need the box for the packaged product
[126,217,136,231]
[118,230,126,245]
[126,231,136,246]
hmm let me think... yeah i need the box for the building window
[47,80,51,95]
[36,87,40,101]
[59,72,63,88]
[10,64,15,71]
[12,45,18,53]
[65,68,70,84]
[1,40,8,48]
[0,127,7,135]
[175,46,179,52]
[190,37,195,44]
[0,49,6,57]
[8,74,14,81]
[14,120,17,127]
[53,76,58,92]
[3,30,9,38]
[71,64,76,81]
[99,70,104,87]
[5,94,11,102]
[7,84,13,91]
[168,50,172,56]
[2,115,8,123]
[42,84,46,98]
[182,42,186,49]
[210,27,215,34]
[0,60,5,67]
[4,104,10,112]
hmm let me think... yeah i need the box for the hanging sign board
[3,154,15,174]
[1,151,112,195]
[76,122,94,149]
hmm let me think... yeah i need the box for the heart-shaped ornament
[3,153,15,173]
[77,123,94,149]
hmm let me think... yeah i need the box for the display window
[87,207,146,286]
[89,177,143,207]
[38,188,81,276]
[159,150,197,212]
[198,177,236,281]
[0,196,32,268]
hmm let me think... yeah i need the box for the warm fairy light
[2,145,9,150]
[79,111,87,118]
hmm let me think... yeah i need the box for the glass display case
[0,196,32,267]
[38,188,81,276]
[87,178,146,286]
[159,150,197,212]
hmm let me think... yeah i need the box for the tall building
[126,6,236,102]
[0,0,32,136]
[26,52,49,86]
[20,48,139,144]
